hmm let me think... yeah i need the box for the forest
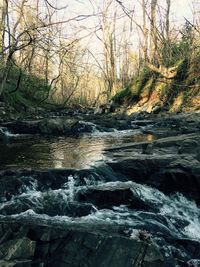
[0,1,200,267]
[0,0,199,114]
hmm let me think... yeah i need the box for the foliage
[112,67,157,105]
[0,64,50,111]
[159,22,195,68]
[112,21,200,112]
[112,86,132,104]
[135,67,157,95]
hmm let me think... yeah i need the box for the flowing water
[0,125,199,266]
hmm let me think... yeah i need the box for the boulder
[0,237,35,262]
[94,100,115,115]
[2,121,40,134]
[38,118,78,135]
[77,183,153,211]
[108,154,200,203]
[1,118,95,136]
[38,118,94,136]
[178,139,200,155]
[108,154,178,182]
[0,223,165,267]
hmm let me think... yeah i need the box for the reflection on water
[0,131,155,170]
[49,137,106,169]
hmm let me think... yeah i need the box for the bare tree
[142,0,148,62]
[140,0,178,78]
[150,0,158,64]
[165,0,171,41]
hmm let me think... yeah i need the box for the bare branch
[44,0,68,10]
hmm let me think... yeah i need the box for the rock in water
[38,118,78,135]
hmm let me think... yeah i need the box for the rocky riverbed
[0,111,199,267]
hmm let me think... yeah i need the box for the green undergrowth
[112,23,200,111]
[0,64,50,112]
[112,86,132,104]
[113,52,200,111]
[112,67,158,105]
[166,51,200,108]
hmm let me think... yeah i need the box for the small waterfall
[68,175,75,201]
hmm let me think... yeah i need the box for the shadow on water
[0,131,155,170]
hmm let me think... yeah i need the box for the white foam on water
[131,183,167,206]
[0,177,199,243]
[184,218,200,240]
[19,179,38,194]
[68,175,75,201]
[160,194,200,240]
[91,129,135,138]
[188,259,200,267]
[0,127,19,137]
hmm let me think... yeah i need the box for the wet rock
[77,183,153,211]
[2,121,40,134]
[106,133,199,153]
[144,243,164,266]
[149,167,200,197]
[107,152,200,203]
[108,154,177,182]
[0,223,165,267]
[178,139,200,155]
[152,105,162,114]
[87,114,132,131]
[187,259,200,267]
[71,120,95,135]
[0,102,6,118]
[94,100,115,115]
[0,176,36,201]
[0,200,96,217]
[1,117,95,137]
[38,118,94,136]
[132,120,154,127]
[0,127,8,139]
[38,118,78,135]
[0,237,35,261]
[0,166,124,200]
[175,238,200,260]
[0,112,199,267]
[106,130,200,202]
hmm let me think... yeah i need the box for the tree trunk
[0,0,7,58]
[166,0,171,41]
[142,0,148,62]
[150,0,158,64]
[146,61,177,79]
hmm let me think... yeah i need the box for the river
[0,120,199,267]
